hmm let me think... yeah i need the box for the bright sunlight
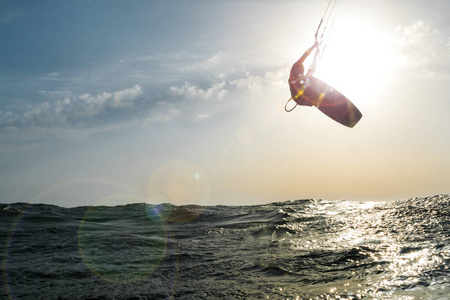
[314,18,396,103]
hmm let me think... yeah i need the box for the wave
[2,194,449,226]
[2,194,450,299]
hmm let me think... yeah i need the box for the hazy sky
[1,0,449,207]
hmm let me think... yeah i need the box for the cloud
[170,81,228,100]
[393,20,450,78]
[180,51,232,72]
[0,44,287,137]
[168,46,286,101]
[112,84,143,107]
[0,85,143,130]
[143,108,181,126]
[230,70,286,91]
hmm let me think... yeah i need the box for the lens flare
[147,161,210,223]
[144,202,173,222]
[77,195,168,284]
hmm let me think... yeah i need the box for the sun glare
[313,19,395,104]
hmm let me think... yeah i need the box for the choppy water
[2,194,450,299]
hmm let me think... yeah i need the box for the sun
[312,18,396,104]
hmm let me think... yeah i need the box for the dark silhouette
[288,42,320,106]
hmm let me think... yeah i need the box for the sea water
[2,195,450,299]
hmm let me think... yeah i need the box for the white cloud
[194,114,210,122]
[170,81,228,100]
[1,43,288,134]
[112,84,143,107]
[169,66,286,102]
[77,92,113,117]
[393,20,450,78]
[0,85,143,129]
[181,51,231,72]
[143,108,181,126]
[230,69,286,91]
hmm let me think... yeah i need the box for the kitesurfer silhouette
[288,41,320,106]
[284,0,362,127]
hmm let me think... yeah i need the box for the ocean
[2,194,450,299]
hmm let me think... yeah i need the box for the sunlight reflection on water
[279,197,450,299]
[4,195,450,299]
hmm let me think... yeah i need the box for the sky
[0,0,449,207]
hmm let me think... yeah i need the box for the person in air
[288,41,320,106]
